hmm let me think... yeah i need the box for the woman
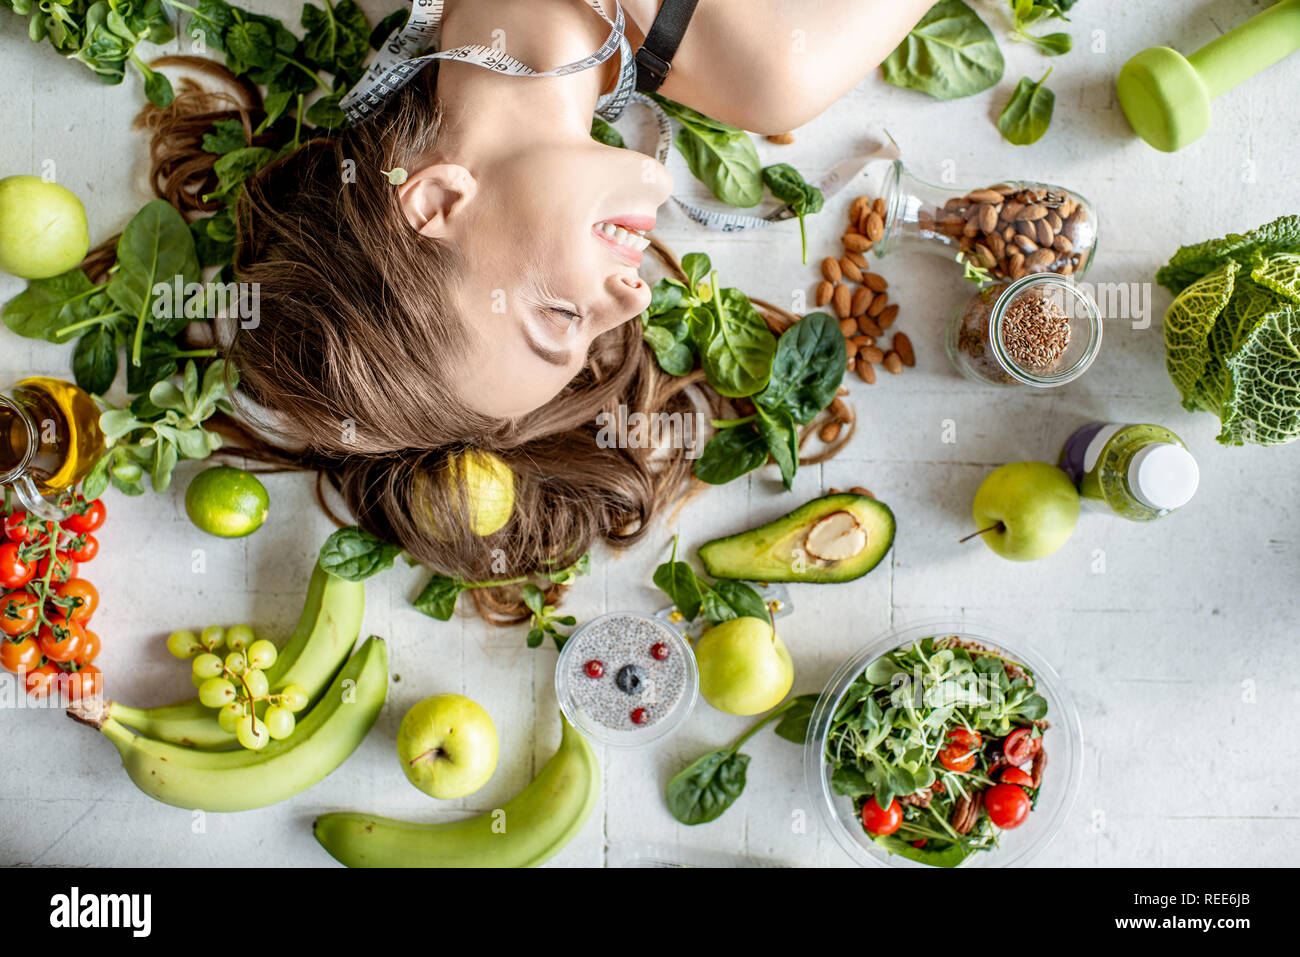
[215,0,930,612]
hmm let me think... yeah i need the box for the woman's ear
[396,164,478,238]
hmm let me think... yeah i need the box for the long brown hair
[116,58,852,622]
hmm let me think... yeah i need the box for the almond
[849,196,870,225]
[861,345,885,364]
[876,304,899,330]
[855,358,876,384]
[864,211,884,242]
[850,333,876,347]
[845,340,859,360]
[845,250,869,270]
[843,233,872,253]
[977,203,998,234]
[830,397,851,422]
[1035,219,1055,247]
[883,351,904,374]
[872,197,886,218]
[834,285,853,321]
[815,280,834,307]
[1015,204,1048,222]
[866,292,889,318]
[1046,211,1063,232]
[893,332,915,367]
[821,257,842,283]
[1026,248,1055,269]
[857,316,883,337]
[1014,234,1039,254]
[850,286,873,316]
[862,272,888,293]
[840,257,864,284]
[1001,200,1024,222]
[965,188,1004,204]
[1052,234,1074,255]
[838,316,856,336]
[849,486,875,498]
[987,231,1006,260]
[765,132,795,145]
[818,420,842,442]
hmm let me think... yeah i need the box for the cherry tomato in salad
[25,662,64,698]
[37,617,84,663]
[860,797,902,836]
[61,499,106,535]
[1002,728,1035,765]
[52,578,98,623]
[0,543,35,589]
[3,511,34,543]
[37,551,78,584]
[75,629,101,665]
[65,664,102,701]
[984,783,1032,829]
[939,743,977,773]
[1000,767,1034,788]
[911,839,927,848]
[0,591,40,637]
[1,636,42,673]
[66,535,98,563]
[948,727,982,750]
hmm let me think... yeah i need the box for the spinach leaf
[762,163,823,263]
[756,405,798,489]
[1026,31,1071,55]
[73,325,119,395]
[305,90,348,131]
[642,317,696,376]
[412,573,464,621]
[206,145,276,202]
[319,525,402,581]
[997,69,1055,145]
[681,252,712,292]
[693,425,769,485]
[301,0,369,73]
[201,117,248,154]
[881,0,1004,100]
[2,268,97,342]
[652,535,703,620]
[105,199,199,363]
[755,312,845,426]
[701,579,768,624]
[652,95,762,207]
[666,748,750,825]
[700,285,776,397]
[773,693,821,744]
[590,116,625,148]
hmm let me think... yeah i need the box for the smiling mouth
[593,219,651,264]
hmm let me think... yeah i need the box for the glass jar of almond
[947,274,1103,387]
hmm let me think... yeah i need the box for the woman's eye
[549,307,582,323]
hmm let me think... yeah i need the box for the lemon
[450,450,515,536]
[185,466,270,538]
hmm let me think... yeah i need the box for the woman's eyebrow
[521,318,572,367]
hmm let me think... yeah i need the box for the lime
[185,466,270,538]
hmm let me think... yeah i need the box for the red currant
[583,660,604,678]
[630,708,647,725]
[650,642,670,660]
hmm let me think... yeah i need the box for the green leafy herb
[521,584,577,649]
[754,312,845,426]
[590,116,625,148]
[881,0,1004,100]
[318,525,402,581]
[700,578,768,624]
[773,693,820,744]
[411,553,591,637]
[1007,0,1075,55]
[761,163,824,263]
[651,94,763,207]
[652,535,703,621]
[105,200,201,362]
[997,69,1055,145]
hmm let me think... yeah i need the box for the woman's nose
[598,272,651,332]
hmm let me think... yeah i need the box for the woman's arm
[624,0,936,134]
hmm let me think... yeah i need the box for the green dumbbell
[1117,0,1300,152]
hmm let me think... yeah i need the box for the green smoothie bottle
[1059,423,1199,521]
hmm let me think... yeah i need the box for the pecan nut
[899,788,933,808]
[951,790,983,835]
[1031,749,1048,790]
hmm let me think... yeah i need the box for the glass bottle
[1059,423,1199,521]
[0,377,105,520]
[947,274,1102,387]
[859,160,1099,281]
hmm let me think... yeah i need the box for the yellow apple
[695,616,794,716]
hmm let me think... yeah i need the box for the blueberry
[615,664,645,695]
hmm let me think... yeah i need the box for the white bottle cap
[1128,443,1199,511]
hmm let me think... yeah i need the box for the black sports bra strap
[634,0,701,92]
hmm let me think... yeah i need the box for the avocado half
[698,493,895,584]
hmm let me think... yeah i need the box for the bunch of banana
[106,563,364,750]
[68,637,388,813]
[313,715,599,868]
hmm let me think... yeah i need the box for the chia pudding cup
[556,612,699,748]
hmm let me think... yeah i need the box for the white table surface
[3,0,1299,868]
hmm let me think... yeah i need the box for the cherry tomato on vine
[1002,728,1035,765]
[65,664,103,701]
[37,617,84,663]
[0,591,40,637]
[75,629,101,665]
[4,511,34,543]
[939,743,977,773]
[61,499,106,535]
[37,551,78,584]
[1001,767,1034,787]
[984,783,1032,829]
[1,636,42,673]
[948,727,983,750]
[24,662,64,698]
[52,579,98,623]
[0,543,35,589]
[860,797,902,836]
[66,535,98,563]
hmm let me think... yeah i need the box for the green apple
[0,175,90,279]
[970,461,1080,561]
[397,694,499,799]
[695,616,794,716]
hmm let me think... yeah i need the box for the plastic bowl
[556,611,699,748]
[804,619,1082,867]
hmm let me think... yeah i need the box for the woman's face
[446,139,673,419]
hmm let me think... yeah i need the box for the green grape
[280,684,309,712]
[246,639,277,670]
[236,715,269,751]
[225,624,256,652]
[199,677,236,708]
[191,653,224,680]
[243,668,269,698]
[217,700,247,733]
[166,630,201,659]
[224,652,247,676]
[264,705,295,740]
[199,625,225,651]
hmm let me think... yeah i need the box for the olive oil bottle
[1059,422,1198,521]
[1,378,105,514]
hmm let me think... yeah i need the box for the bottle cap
[1128,443,1199,511]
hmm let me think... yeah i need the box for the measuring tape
[341,0,900,231]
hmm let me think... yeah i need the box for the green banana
[313,715,599,868]
[109,563,365,750]
[70,636,388,813]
